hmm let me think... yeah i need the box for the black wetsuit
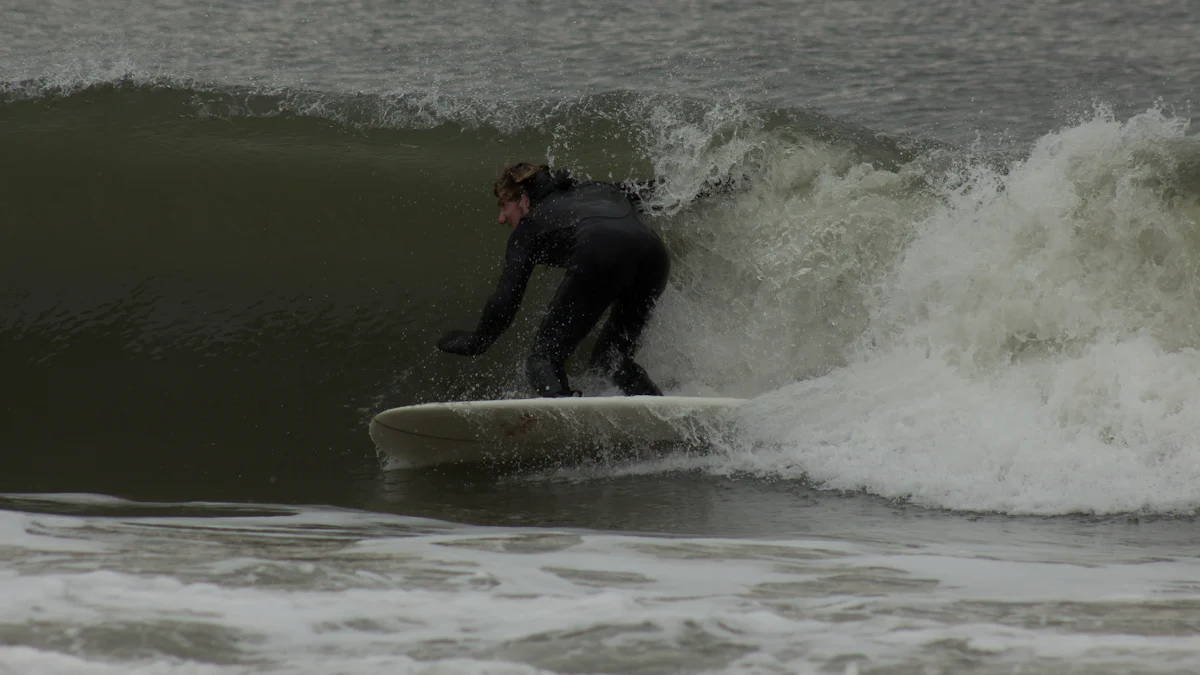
[437,170,669,397]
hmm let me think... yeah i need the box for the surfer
[436,163,669,398]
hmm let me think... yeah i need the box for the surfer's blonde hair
[494,162,548,207]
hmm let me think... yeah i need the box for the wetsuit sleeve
[469,227,537,350]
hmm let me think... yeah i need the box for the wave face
[3,78,1199,514]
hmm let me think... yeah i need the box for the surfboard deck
[370,395,746,469]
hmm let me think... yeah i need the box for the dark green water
[0,82,918,502]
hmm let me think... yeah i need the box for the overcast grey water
[3,1,1200,673]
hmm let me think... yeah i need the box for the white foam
[0,646,557,675]
[3,504,1200,673]
[643,138,925,397]
[0,509,105,553]
[650,105,1200,515]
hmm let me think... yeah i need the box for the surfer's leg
[525,357,575,398]
[589,246,670,396]
[527,274,613,397]
[590,298,663,396]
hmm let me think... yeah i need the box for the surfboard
[370,396,747,469]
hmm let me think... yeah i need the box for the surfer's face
[497,194,530,229]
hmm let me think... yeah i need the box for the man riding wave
[436,163,669,398]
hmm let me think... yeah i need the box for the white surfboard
[370,396,746,469]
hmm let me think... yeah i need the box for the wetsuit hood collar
[524,169,574,205]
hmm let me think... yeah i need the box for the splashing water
[665,106,1200,515]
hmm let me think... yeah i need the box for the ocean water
[3,0,1200,672]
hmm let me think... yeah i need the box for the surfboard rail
[370,395,746,469]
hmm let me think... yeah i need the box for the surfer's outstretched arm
[437,231,536,356]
